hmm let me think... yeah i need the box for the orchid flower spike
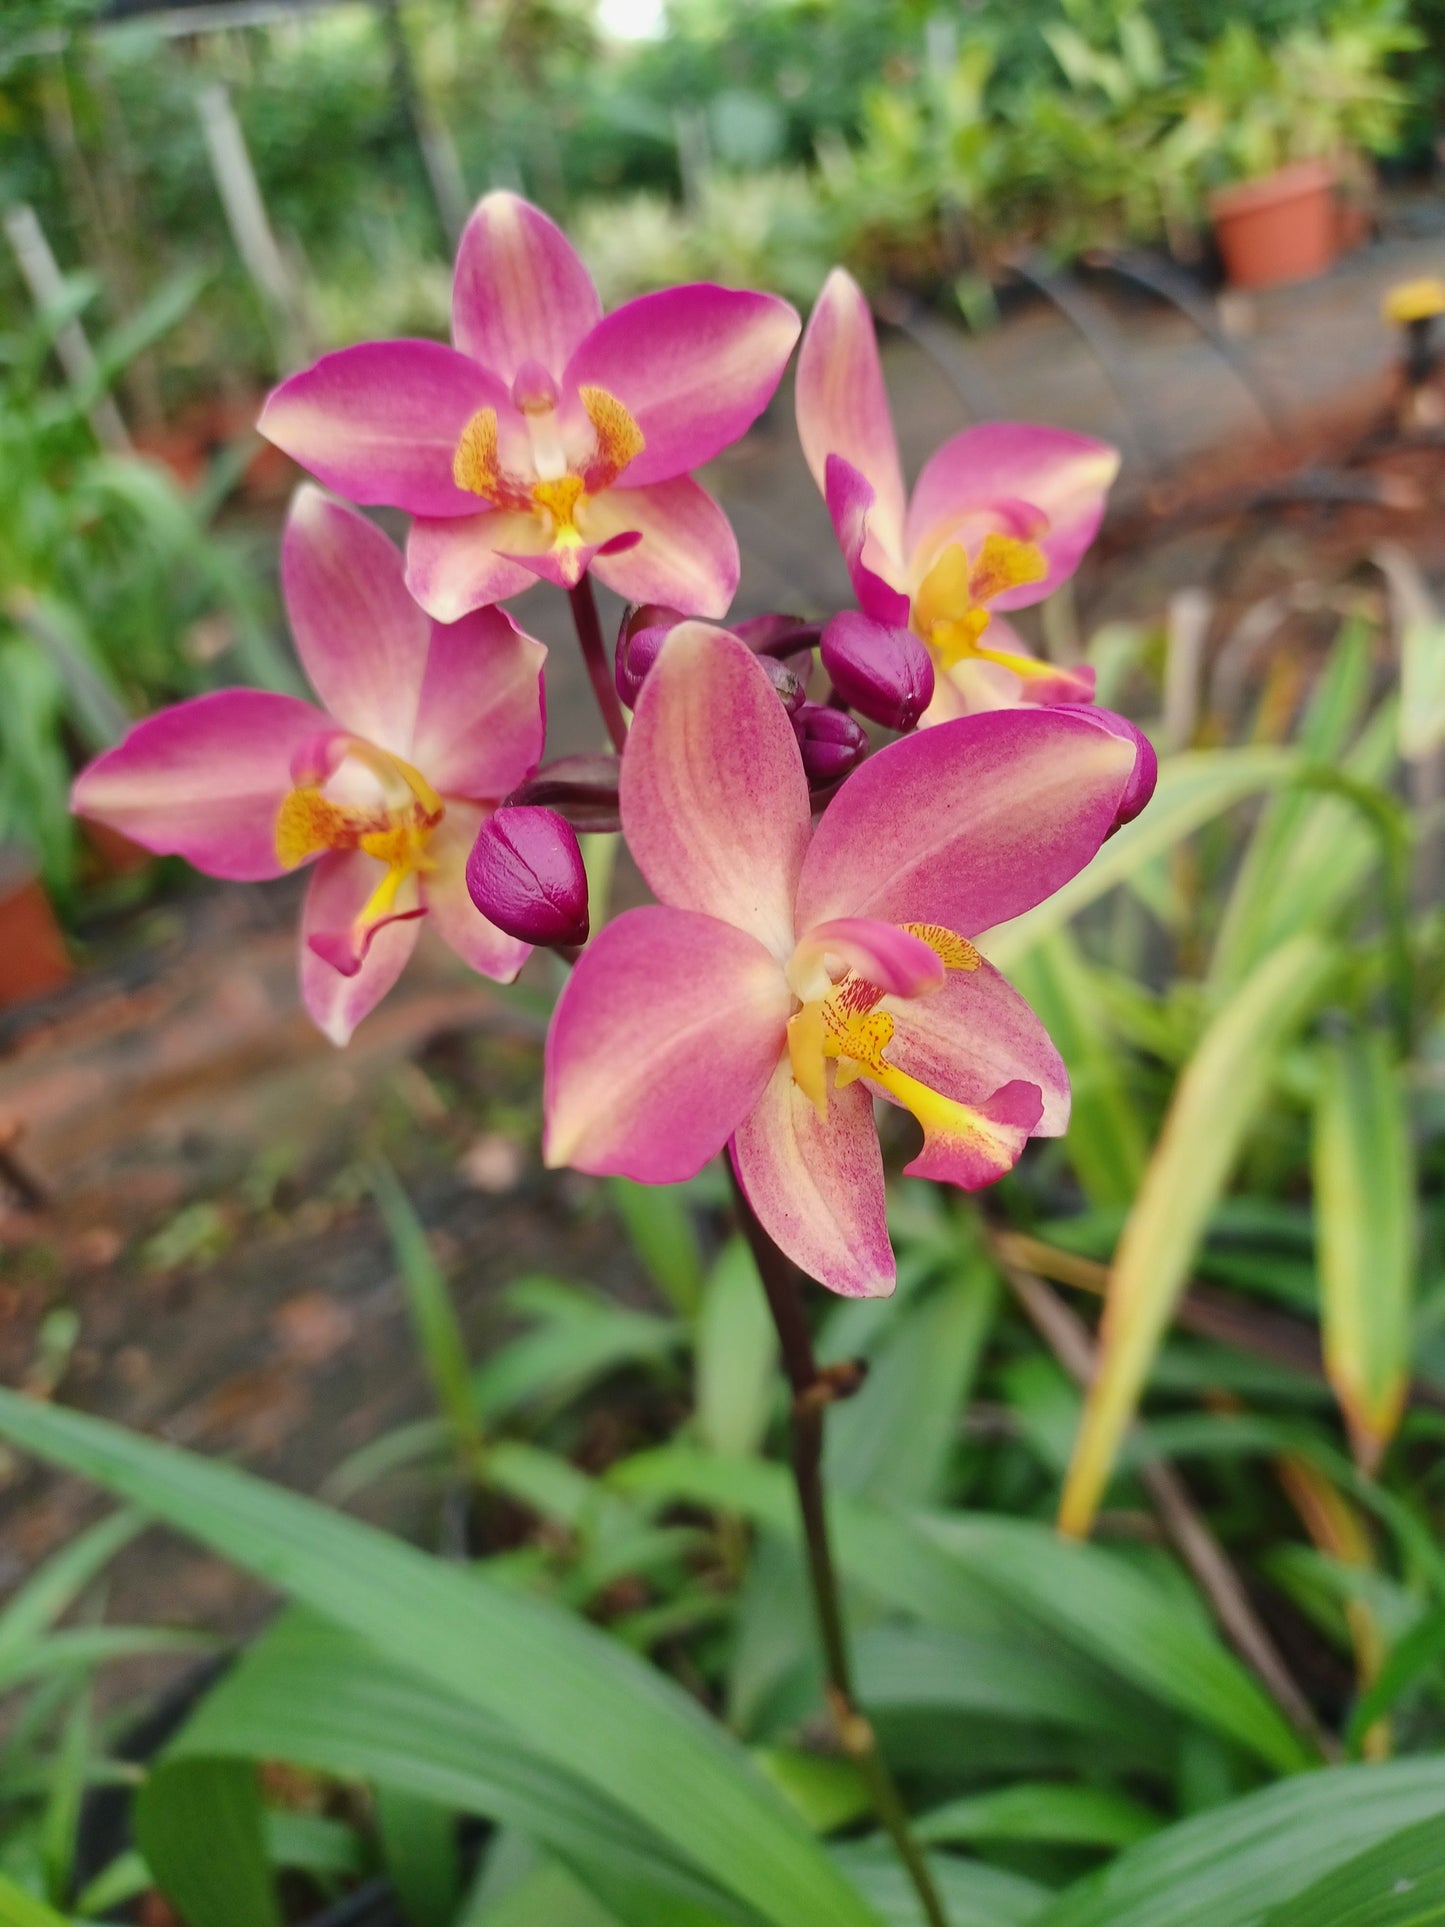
[260,192,800,623]
[71,489,547,1044]
[543,624,1152,1297]
[796,268,1119,722]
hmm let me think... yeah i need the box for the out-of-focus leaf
[133,1759,281,1927]
[1313,1032,1416,1470]
[1346,1608,1445,1749]
[984,748,1299,967]
[915,1784,1162,1850]
[922,1514,1312,1774]
[1038,1761,1445,1927]
[473,1278,681,1423]
[831,1842,1047,1926]
[40,1687,89,1910]
[1059,935,1336,1537]
[754,1750,868,1836]
[609,1178,706,1317]
[695,1238,778,1460]
[0,1510,142,1669]
[1009,931,1148,1206]
[1211,616,1376,989]
[1262,1811,1445,1924]
[0,1626,216,1693]
[1377,541,1445,760]
[169,1612,742,1918]
[0,1392,879,1927]
[376,1787,460,1927]
[370,1162,482,1466]
[616,1449,1309,1770]
[825,1252,997,1506]
[0,1876,74,1926]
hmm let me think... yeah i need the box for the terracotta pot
[1209,159,1337,290]
[0,851,70,1009]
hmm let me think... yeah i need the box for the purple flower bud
[615,603,683,709]
[793,702,868,787]
[820,611,934,731]
[466,806,589,948]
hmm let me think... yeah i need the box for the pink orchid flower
[542,622,1146,1298]
[259,193,800,623]
[796,268,1120,723]
[71,489,546,1044]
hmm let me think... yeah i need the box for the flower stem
[567,575,629,755]
[728,1165,951,1927]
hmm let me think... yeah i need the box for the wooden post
[195,78,312,366]
[2,201,131,452]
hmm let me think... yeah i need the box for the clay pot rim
[1208,157,1336,220]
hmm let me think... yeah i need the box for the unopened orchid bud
[511,754,621,833]
[792,702,868,787]
[614,604,683,709]
[820,611,934,731]
[466,806,589,948]
[733,613,822,657]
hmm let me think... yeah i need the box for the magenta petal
[795,706,1139,937]
[422,805,531,982]
[71,690,326,880]
[882,958,1070,1136]
[796,269,907,562]
[564,284,800,487]
[825,456,911,627]
[451,192,601,382]
[901,1079,1043,1190]
[622,623,811,954]
[405,512,544,622]
[1052,706,1157,830]
[282,490,430,755]
[300,851,422,1044]
[793,918,944,1000]
[905,424,1119,608]
[259,341,505,517]
[584,479,739,618]
[731,1058,894,1299]
[502,538,613,593]
[543,904,791,1180]
[410,606,546,800]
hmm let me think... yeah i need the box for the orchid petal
[410,608,547,800]
[501,535,621,593]
[452,192,601,382]
[622,623,810,955]
[898,1079,1044,1190]
[405,512,544,622]
[300,850,421,1044]
[881,957,1069,1136]
[795,706,1138,936]
[543,904,791,1181]
[731,1057,893,1298]
[796,269,907,563]
[259,341,504,517]
[564,285,800,488]
[1054,705,1158,830]
[422,804,531,981]
[790,918,944,1002]
[584,478,739,618]
[905,425,1119,608]
[825,456,911,627]
[71,690,326,881]
[282,490,430,756]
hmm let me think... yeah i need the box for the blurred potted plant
[1170,5,1417,290]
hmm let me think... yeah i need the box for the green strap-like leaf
[133,1759,282,1927]
[1059,934,1337,1537]
[0,1391,878,1927]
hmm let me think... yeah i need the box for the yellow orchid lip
[275,740,444,959]
[912,532,1048,673]
[787,920,982,1127]
[452,384,645,545]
